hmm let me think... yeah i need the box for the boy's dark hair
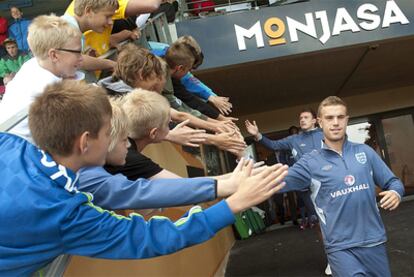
[29,80,112,156]
[300,108,317,119]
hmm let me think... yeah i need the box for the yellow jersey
[65,0,129,56]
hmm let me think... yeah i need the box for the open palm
[245,120,259,136]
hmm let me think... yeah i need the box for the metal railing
[176,0,306,21]
[99,12,172,60]
[144,12,173,45]
[0,107,28,132]
[83,12,173,83]
[177,0,259,20]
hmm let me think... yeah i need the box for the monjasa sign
[235,0,409,51]
[176,0,414,70]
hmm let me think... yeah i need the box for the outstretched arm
[125,0,162,16]
[245,119,260,139]
[170,108,233,133]
[282,154,312,192]
[180,72,216,100]
[65,159,287,260]
[109,28,140,48]
[204,132,246,156]
[208,96,233,115]
[225,159,288,213]
[165,119,207,147]
[245,119,292,151]
[179,73,233,115]
[80,55,116,71]
[78,167,216,210]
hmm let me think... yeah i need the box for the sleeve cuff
[204,200,235,233]
[389,190,402,201]
[254,133,263,141]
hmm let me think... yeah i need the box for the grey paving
[226,200,414,276]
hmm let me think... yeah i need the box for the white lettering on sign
[234,21,264,51]
[234,0,409,50]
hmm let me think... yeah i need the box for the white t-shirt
[136,14,151,29]
[0,58,83,142]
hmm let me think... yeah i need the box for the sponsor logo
[330,183,370,198]
[344,175,355,186]
[234,1,409,51]
[300,143,306,147]
[355,152,367,164]
[322,164,333,171]
[40,150,78,193]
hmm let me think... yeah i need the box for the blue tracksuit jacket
[284,139,405,253]
[78,166,217,210]
[0,133,235,276]
[259,128,324,161]
[8,18,30,52]
[149,41,216,100]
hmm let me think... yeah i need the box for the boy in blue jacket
[0,80,288,276]
[9,6,30,52]
[285,96,404,277]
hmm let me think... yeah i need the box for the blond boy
[65,0,162,56]
[0,15,83,141]
[61,0,119,71]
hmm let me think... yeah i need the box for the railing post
[153,13,173,44]
[177,0,190,21]
[144,21,158,42]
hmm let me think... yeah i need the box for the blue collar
[30,146,80,193]
[321,137,350,155]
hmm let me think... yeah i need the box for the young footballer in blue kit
[245,109,323,162]
[284,96,404,277]
[245,109,320,228]
[246,109,326,271]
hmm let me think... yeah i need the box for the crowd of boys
[0,1,406,276]
[0,6,31,96]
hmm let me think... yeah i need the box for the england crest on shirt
[355,152,367,164]
[344,175,355,186]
